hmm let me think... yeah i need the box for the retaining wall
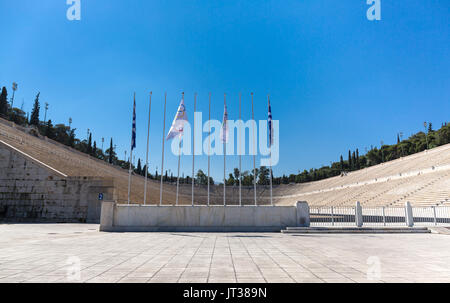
[0,141,115,223]
[100,201,310,232]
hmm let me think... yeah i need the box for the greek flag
[167,98,188,140]
[220,101,229,143]
[268,99,273,146]
[131,96,136,150]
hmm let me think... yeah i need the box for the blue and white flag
[268,99,273,146]
[220,101,229,143]
[167,98,188,140]
[131,96,136,150]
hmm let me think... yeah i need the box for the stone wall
[0,142,115,223]
[100,202,310,232]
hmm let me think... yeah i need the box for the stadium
[1,1,449,286]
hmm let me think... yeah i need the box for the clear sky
[0,0,449,181]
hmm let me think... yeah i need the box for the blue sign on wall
[98,193,104,201]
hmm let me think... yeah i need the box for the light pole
[424,122,429,150]
[11,82,18,109]
[101,137,104,151]
[69,118,72,129]
[87,129,90,141]
[44,103,49,123]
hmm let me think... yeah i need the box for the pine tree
[340,155,344,171]
[109,138,113,164]
[428,122,433,132]
[348,150,352,170]
[45,119,55,139]
[137,159,142,175]
[397,134,400,144]
[93,141,97,157]
[87,133,92,154]
[352,151,356,170]
[0,87,8,116]
[30,92,41,126]
[356,149,360,169]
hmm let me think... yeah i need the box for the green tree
[92,141,97,157]
[257,166,270,185]
[196,169,208,185]
[87,133,92,155]
[9,108,27,125]
[45,120,55,139]
[233,168,240,181]
[356,149,360,169]
[107,138,114,164]
[348,150,352,170]
[30,92,41,126]
[0,87,8,116]
[136,159,142,175]
[226,173,235,186]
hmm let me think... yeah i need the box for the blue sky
[0,0,449,181]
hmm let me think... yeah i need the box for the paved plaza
[0,224,449,283]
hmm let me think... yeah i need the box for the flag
[220,100,229,143]
[131,95,136,150]
[268,99,273,146]
[167,98,188,140]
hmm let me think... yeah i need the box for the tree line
[1,84,449,186]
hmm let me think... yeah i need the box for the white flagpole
[207,93,211,206]
[192,93,197,207]
[144,92,152,205]
[223,93,226,207]
[268,94,273,207]
[239,92,242,206]
[176,92,184,206]
[159,92,167,206]
[127,92,135,205]
[251,92,257,206]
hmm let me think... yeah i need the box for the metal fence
[310,207,356,227]
[412,206,450,226]
[310,205,450,227]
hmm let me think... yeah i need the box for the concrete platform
[100,202,310,232]
[282,227,431,234]
[1,224,450,283]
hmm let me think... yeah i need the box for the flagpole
[268,94,273,207]
[251,92,257,206]
[176,92,184,206]
[127,92,136,205]
[207,92,211,206]
[191,93,197,207]
[223,93,226,207]
[144,92,152,205]
[159,92,167,206]
[239,92,242,206]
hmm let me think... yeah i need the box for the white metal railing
[310,207,356,226]
[310,204,450,227]
[412,206,450,226]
